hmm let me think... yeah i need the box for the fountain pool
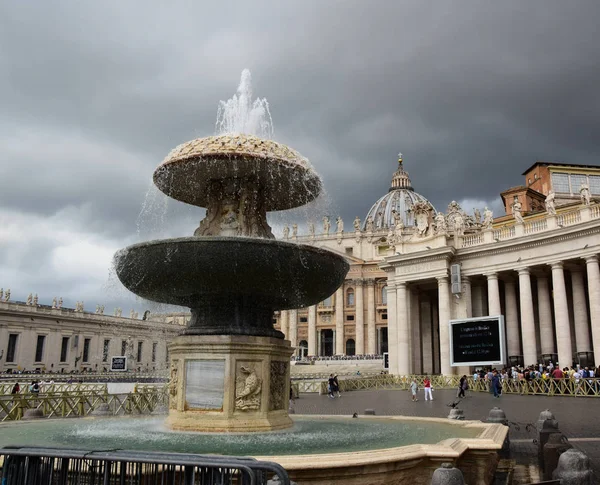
[0,416,481,456]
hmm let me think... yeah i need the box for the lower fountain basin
[0,416,481,455]
[0,415,507,484]
[115,236,348,310]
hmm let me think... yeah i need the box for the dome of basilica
[363,153,436,230]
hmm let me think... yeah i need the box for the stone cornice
[380,246,456,271]
[457,222,600,262]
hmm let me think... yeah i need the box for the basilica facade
[274,156,600,375]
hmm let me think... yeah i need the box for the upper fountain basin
[114,236,349,310]
[154,134,322,211]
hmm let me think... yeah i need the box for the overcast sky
[1,1,600,314]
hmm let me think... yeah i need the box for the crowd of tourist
[291,354,383,362]
[471,362,600,396]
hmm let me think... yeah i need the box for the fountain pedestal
[166,335,293,432]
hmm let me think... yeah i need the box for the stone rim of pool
[0,415,507,484]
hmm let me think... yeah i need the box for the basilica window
[322,296,333,307]
[551,173,570,193]
[346,288,355,306]
[571,174,587,193]
[381,286,388,305]
[590,175,600,195]
[346,339,356,356]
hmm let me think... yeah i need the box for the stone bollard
[537,409,555,433]
[552,448,595,485]
[22,409,44,420]
[538,417,560,468]
[91,403,111,416]
[431,463,465,485]
[364,409,376,415]
[543,433,572,481]
[447,408,465,420]
[486,407,509,454]
[487,407,508,426]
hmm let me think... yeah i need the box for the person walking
[410,378,419,401]
[423,375,433,401]
[491,370,502,398]
[457,375,468,398]
[332,374,341,398]
[327,374,335,398]
[11,382,20,394]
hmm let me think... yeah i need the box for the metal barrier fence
[0,446,290,485]
[0,382,108,395]
[0,386,168,421]
[292,374,600,397]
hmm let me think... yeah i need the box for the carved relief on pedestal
[169,361,179,409]
[269,361,289,411]
[235,362,262,411]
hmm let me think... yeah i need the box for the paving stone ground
[293,388,600,483]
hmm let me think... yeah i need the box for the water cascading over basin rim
[114,236,349,310]
[154,134,322,211]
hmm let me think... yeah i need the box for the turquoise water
[0,416,479,456]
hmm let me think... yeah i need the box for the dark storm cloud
[1,0,600,309]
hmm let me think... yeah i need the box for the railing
[524,218,548,234]
[0,386,168,421]
[462,233,483,247]
[592,204,600,219]
[293,374,600,398]
[0,382,107,395]
[0,447,290,485]
[0,372,168,383]
[493,225,516,241]
[556,209,581,227]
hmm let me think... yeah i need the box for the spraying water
[215,69,274,138]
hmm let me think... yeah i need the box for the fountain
[0,72,509,485]
[114,69,348,432]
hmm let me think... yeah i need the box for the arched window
[382,286,388,305]
[346,339,356,356]
[298,340,308,359]
[322,295,333,307]
[346,288,355,306]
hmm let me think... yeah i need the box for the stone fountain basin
[0,416,507,485]
[114,236,349,310]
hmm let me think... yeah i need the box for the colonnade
[279,279,381,357]
[387,255,600,375]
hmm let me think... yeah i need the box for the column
[280,311,289,340]
[387,285,398,375]
[396,283,410,374]
[463,277,473,318]
[571,267,591,352]
[421,297,433,374]
[518,268,537,366]
[437,276,451,375]
[335,286,344,355]
[307,305,317,356]
[486,273,501,316]
[432,302,440,374]
[585,256,600,364]
[366,280,376,354]
[288,309,298,354]
[504,278,521,358]
[537,275,556,356]
[472,285,484,317]
[410,289,421,374]
[355,280,365,355]
[551,262,573,367]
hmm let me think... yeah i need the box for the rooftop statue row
[285,202,494,241]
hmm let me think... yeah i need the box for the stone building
[0,300,183,373]
[275,155,600,375]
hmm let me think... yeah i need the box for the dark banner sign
[449,316,506,367]
[110,356,128,372]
